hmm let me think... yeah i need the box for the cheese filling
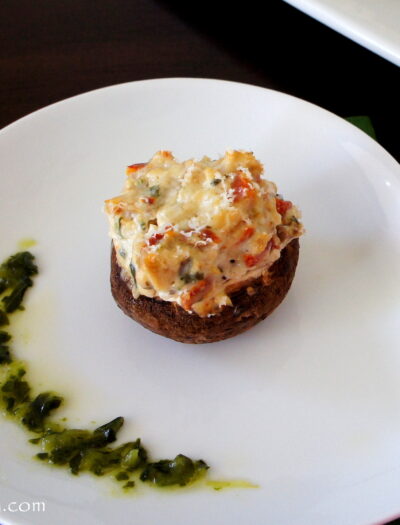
[105,150,303,317]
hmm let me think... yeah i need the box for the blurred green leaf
[345,116,376,140]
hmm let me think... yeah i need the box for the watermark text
[1,501,46,513]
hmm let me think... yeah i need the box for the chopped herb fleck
[0,251,37,313]
[1,369,30,412]
[149,185,160,197]
[181,272,204,284]
[0,310,9,326]
[0,279,7,295]
[129,262,137,286]
[22,392,63,433]
[179,258,192,277]
[211,179,221,186]
[115,471,130,481]
[0,345,11,364]
[0,252,38,284]
[3,278,33,313]
[140,455,209,487]
[94,416,124,444]
[0,331,11,344]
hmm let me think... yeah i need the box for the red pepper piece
[276,198,292,216]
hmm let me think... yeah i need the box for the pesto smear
[0,251,208,489]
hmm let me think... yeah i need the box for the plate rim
[0,77,399,170]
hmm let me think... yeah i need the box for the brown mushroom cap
[110,239,300,344]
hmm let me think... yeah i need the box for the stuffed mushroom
[105,150,303,343]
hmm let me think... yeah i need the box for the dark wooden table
[0,1,399,524]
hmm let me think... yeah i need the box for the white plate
[0,78,400,525]
[283,0,400,66]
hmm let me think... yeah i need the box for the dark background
[0,2,399,524]
[0,0,399,160]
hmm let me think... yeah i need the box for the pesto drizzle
[0,251,209,489]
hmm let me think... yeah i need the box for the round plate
[0,78,399,525]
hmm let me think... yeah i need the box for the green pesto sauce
[0,250,209,490]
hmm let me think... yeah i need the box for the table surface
[0,2,399,525]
